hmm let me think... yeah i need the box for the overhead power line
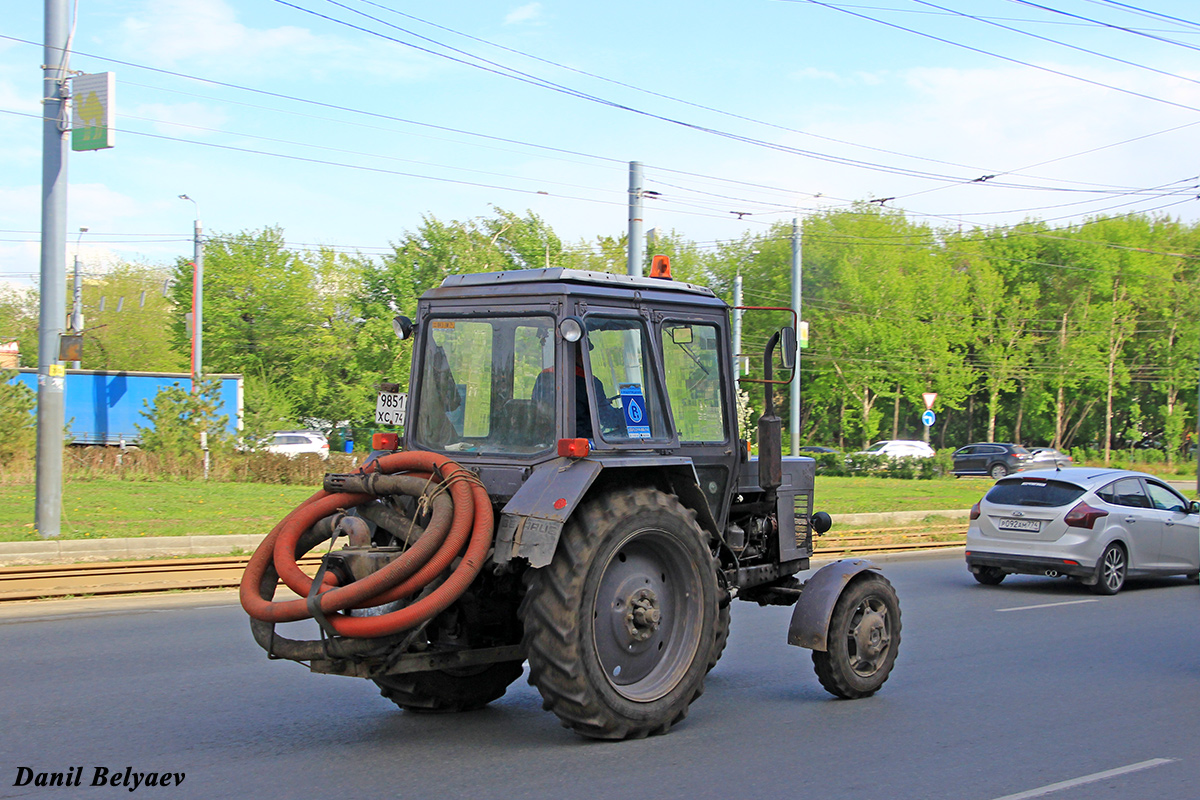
[793,0,1200,115]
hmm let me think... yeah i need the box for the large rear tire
[519,488,719,739]
[374,661,524,713]
[812,574,901,699]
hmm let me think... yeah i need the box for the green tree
[81,261,183,371]
[0,287,39,367]
[135,379,230,457]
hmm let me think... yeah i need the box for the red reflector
[1064,501,1108,530]
[372,432,400,451]
[1063,559,1079,566]
[969,501,981,521]
[558,438,590,458]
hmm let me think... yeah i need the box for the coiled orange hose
[239,451,493,639]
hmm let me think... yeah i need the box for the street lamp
[178,194,202,387]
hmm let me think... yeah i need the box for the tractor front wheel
[812,574,901,699]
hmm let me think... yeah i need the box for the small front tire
[812,574,901,699]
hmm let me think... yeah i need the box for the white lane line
[996,599,1099,612]
[990,758,1173,800]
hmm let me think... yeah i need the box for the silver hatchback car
[965,468,1200,594]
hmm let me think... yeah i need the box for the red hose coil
[239,451,493,639]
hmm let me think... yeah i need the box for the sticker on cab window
[619,383,651,439]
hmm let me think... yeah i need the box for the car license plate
[375,392,407,426]
[997,517,1040,532]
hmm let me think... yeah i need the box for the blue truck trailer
[10,369,243,445]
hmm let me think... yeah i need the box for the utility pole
[790,217,802,456]
[70,254,82,369]
[179,195,202,386]
[732,274,743,377]
[626,161,643,278]
[34,0,70,538]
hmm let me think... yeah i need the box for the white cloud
[116,0,430,82]
[505,3,543,26]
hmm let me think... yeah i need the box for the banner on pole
[71,72,115,151]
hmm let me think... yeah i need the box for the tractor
[241,263,900,740]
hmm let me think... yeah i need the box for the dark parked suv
[952,443,1031,479]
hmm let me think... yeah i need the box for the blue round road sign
[922,410,936,427]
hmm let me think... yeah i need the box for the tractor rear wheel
[520,488,719,739]
[374,661,524,713]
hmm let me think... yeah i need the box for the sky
[3,0,1200,289]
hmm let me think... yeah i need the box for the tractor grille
[793,492,812,553]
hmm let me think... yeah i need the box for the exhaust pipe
[1044,569,1059,578]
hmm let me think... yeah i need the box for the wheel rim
[1102,547,1125,591]
[991,465,1007,479]
[843,594,893,678]
[593,529,704,702]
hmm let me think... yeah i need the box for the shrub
[0,369,36,467]
[135,378,231,457]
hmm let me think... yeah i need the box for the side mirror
[779,326,797,370]
[811,511,832,535]
[1190,500,1200,515]
[392,315,413,341]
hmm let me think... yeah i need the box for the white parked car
[856,440,936,459]
[265,430,330,459]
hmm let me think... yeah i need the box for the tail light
[1064,501,1108,530]
[969,501,981,521]
[372,432,400,451]
[557,438,590,458]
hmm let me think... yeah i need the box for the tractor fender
[493,457,603,568]
[786,559,882,652]
[492,456,716,568]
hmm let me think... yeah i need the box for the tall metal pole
[179,195,202,387]
[35,0,70,538]
[732,274,744,377]
[626,161,643,277]
[70,255,82,369]
[193,217,203,385]
[790,217,802,456]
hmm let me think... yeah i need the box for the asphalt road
[2,553,1199,800]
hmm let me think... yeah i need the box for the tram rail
[0,526,967,602]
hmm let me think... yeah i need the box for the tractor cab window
[660,323,726,443]
[413,315,556,455]
[583,317,668,443]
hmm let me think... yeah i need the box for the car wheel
[1090,543,1127,595]
[973,567,1005,586]
[989,463,1009,480]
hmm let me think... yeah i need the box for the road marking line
[990,758,1173,800]
[996,599,1099,612]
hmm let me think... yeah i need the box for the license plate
[997,517,1040,532]
[375,392,407,426]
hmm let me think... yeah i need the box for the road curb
[0,509,970,567]
[832,508,969,527]
[0,534,268,566]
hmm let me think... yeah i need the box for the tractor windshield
[412,315,556,455]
